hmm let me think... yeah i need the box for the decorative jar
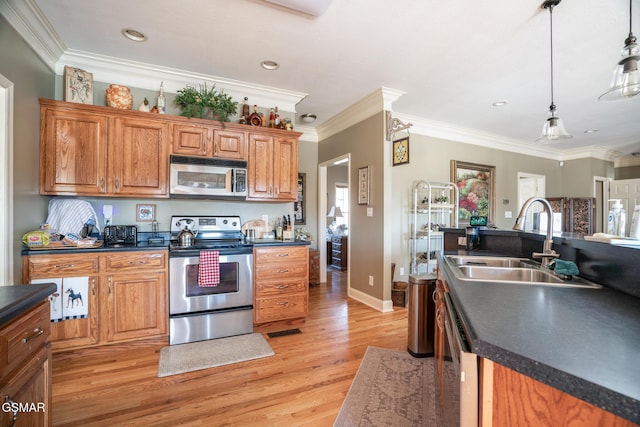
[106,84,133,109]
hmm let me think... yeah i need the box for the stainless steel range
[168,215,253,345]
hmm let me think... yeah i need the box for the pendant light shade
[539,106,572,141]
[537,0,572,142]
[599,0,640,101]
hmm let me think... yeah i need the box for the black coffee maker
[466,216,487,250]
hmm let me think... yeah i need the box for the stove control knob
[232,221,238,227]
[222,219,228,225]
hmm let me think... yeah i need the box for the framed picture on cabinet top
[358,166,370,205]
[392,136,410,166]
[64,66,93,104]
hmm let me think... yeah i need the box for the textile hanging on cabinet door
[31,277,89,321]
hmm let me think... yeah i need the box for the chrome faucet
[513,197,559,268]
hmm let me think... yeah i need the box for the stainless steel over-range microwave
[169,155,247,200]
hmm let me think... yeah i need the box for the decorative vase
[106,84,133,109]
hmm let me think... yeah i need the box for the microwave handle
[227,168,233,193]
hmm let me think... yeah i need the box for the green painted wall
[1,14,54,281]
[319,113,386,300]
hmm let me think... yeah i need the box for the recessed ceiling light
[300,113,317,123]
[261,60,279,70]
[122,28,147,42]
[584,129,599,134]
[492,100,508,107]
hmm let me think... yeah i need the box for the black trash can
[407,274,436,358]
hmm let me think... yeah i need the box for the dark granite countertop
[0,283,57,326]
[252,239,311,246]
[21,241,170,255]
[21,238,310,256]
[437,251,640,424]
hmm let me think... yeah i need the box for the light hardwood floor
[51,269,409,426]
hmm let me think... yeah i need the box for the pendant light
[599,0,640,101]
[537,0,572,142]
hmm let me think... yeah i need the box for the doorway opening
[517,172,547,232]
[318,154,350,284]
[0,74,14,285]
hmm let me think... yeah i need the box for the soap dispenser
[607,199,626,237]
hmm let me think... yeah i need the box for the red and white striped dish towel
[198,250,220,287]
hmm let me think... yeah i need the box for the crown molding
[316,87,405,141]
[0,0,307,112]
[0,0,65,70]
[615,155,640,168]
[391,112,622,162]
[58,50,308,113]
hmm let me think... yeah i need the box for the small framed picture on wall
[358,166,370,205]
[136,204,156,222]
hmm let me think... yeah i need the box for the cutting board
[242,219,269,236]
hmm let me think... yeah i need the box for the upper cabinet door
[248,133,274,199]
[109,116,170,197]
[213,129,247,160]
[171,123,211,157]
[273,136,298,201]
[40,106,108,195]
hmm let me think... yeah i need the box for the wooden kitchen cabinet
[213,128,246,160]
[0,301,51,427]
[480,359,637,427]
[171,124,247,160]
[171,122,211,156]
[253,245,309,325]
[22,250,168,351]
[23,254,100,350]
[247,132,299,201]
[39,104,108,195]
[433,276,446,415]
[39,99,169,198]
[109,116,169,197]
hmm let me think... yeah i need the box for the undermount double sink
[445,256,602,289]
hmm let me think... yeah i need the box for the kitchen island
[0,283,56,427]
[437,238,640,425]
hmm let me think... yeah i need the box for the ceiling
[4,0,640,161]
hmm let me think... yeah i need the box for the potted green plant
[174,83,238,123]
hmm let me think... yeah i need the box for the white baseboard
[348,287,395,313]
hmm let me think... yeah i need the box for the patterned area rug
[334,346,438,426]
[157,333,274,377]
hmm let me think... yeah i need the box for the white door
[517,173,547,231]
[610,178,640,236]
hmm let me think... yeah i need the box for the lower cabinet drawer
[254,293,308,323]
[103,251,166,271]
[27,254,99,277]
[254,263,308,281]
[255,279,307,296]
[0,301,50,380]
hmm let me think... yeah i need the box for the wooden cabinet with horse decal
[22,250,167,351]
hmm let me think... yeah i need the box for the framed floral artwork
[451,160,495,224]
[64,66,93,104]
[136,204,156,222]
